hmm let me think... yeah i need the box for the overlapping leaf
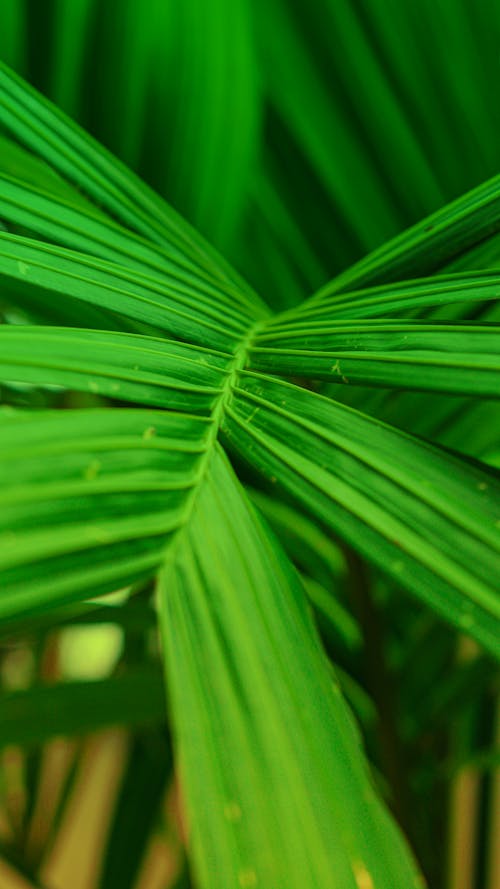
[0,135,267,319]
[0,668,166,748]
[223,374,500,658]
[1,56,500,889]
[0,231,263,346]
[319,176,500,294]
[0,326,226,411]
[158,446,421,889]
[0,407,209,620]
[251,316,500,396]
[0,61,254,297]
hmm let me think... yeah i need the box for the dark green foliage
[0,4,499,889]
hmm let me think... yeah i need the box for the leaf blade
[157,445,422,889]
[223,374,500,657]
[251,319,500,397]
[0,407,209,622]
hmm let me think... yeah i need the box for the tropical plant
[0,3,499,889]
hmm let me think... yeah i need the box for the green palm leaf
[251,318,500,396]
[223,374,500,657]
[158,446,421,889]
[0,668,166,748]
[0,407,208,619]
[321,176,500,293]
[1,56,499,889]
[0,326,226,410]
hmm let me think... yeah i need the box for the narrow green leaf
[251,320,500,397]
[0,231,261,348]
[0,61,255,298]
[0,407,209,621]
[0,326,227,412]
[0,141,267,317]
[292,272,500,321]
[164,0,260,249]
[223,374,500,658]
[249,488,346,587]
[0,668,166,748]
[49,0,96,119]
[157,445,422,889]
[257,0,403,251]
[0,0,26,73]
[292,0,445,216]
[319,175,500,294]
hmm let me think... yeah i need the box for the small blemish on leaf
[238,869,258,887]
[17,261,29,276]
[87,526,110,544]
[143,426,156,440]
[353,862,375,889]
[84,459,101,480]
[223,801,242,822]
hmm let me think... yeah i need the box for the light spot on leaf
[84,459,101,480]
[238,869,258,887]
[87,526,110,544]
[223,801,242,822]
[353,861,375,889]
[17,261,29,276]
[143,426,156,440]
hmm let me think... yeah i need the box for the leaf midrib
[161,318,268,563]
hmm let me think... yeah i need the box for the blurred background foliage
[0,2,499,888]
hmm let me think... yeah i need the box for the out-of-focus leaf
[98,731,173,889]
[320,176,500,294]
[0,669,166,748]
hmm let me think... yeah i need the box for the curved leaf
[223,374,500,658]
[0,61,251,295]
[293,272,500,320]
[0,231,264,348]
[157,446,422,889]
[0,142,267,315]
[0,326,227,412]
[0,407,209,621]
[319,175,500,294]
